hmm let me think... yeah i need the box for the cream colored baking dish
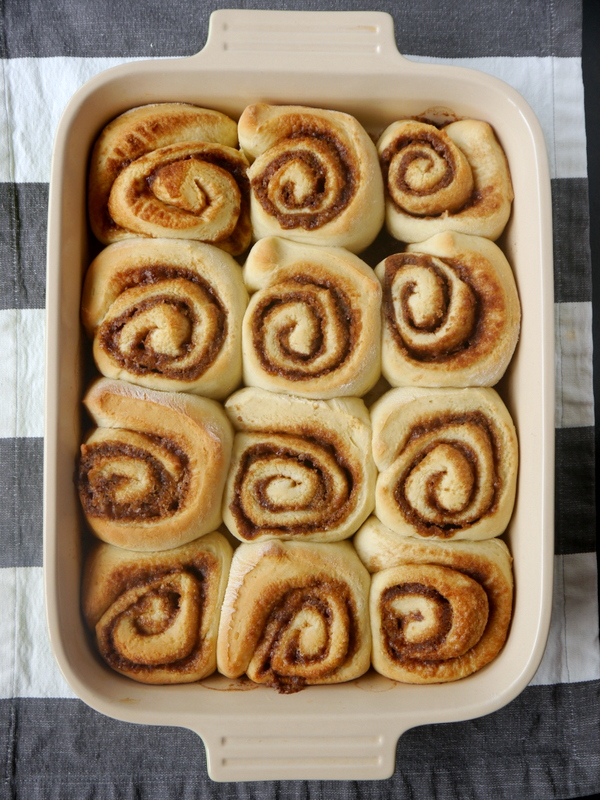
[44,9,554,782]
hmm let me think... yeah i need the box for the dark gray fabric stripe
[0,0,582,59]
[0,427,593,568]
[2,682,599,799]
[553,177,593,303]
[0,438,43,568]
[0,184,47,310]
[556,426,597,555]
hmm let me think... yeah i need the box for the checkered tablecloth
[0,1,598,798]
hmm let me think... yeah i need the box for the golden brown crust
[82,532,232,684]
[81,239,247,398]
[370,387,518,541]
[78,378,233,551]
[354,517,513,683]
[216,539,371,690]
[378,119,513,242]
[88,104,251,255]
[242,237,381,398]
[222,388,376,543]
[239,104,384,253]
[376,232,520,387]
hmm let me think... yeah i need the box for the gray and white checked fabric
[0,1,598,798]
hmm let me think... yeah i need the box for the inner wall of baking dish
[47,57,551,729]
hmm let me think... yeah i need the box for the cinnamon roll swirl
[378,119,513,242]
[89,103,251,255]
[222,388,376,543]
[217,540,371,691]
[371,387,518,540]
[78,379,233,551]
[242,237,381,398]
[238,104,384,253]
[376,232,520,387]
[82,239,247,398]
[82,532,232,684]
[354,517,513,683]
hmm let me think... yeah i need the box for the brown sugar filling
[252,127,358,229]
[393,411,500,537]
[255,581,358,694]
[383,253,484,363]
[98,265,227,380]
[380,582,453,663]
[78,437,190,521]
[251,275,357,380]
[230,438,356,539]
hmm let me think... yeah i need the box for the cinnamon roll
[376,232,520,387]
[371,387,518,540]
[78,378,233,551]
[217,539,371,691]
[378,118,513,242]
[242,237,381,398]
[222,388,376,543]
[82,531,232,684]
[354,516,513,683]
[89,103,251,255]
[238,104,384,253]
[82,239,247,398]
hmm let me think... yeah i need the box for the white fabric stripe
[0,558,596,698]
[530,552,600,686]
[0,55,586,183]
[0,567,76,699]
[0,60,14,182]
[407,56,586,180]
[0,56,146,183]
[555,301,595,429]
[0,309,44,439]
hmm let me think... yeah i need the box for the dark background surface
[582,0,600,628]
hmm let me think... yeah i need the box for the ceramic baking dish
[44,9,554,782]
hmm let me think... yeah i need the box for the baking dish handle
[192,9,407,73]
[199,720,404,782]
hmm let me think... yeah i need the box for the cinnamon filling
[393,411,500,536]
[251,275,357,379]
[255,581,358,694]
[383,253,482,362]
[230,439,356,539]
[98,265,227,379]
[252,127,357,229]
[78,438,189,520]
[381,583,453,663]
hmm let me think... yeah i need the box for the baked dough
[78,378,233,551]
[82,239,247,399]
[89,103,251,255]
[239,104,384,253]
[82,532,232,684]
[371,387,518,540]
[242,236,381,398]
[217,539,371,691]
[354,516,513,683]
[378,119,513,242]
[222,388,376,543]
[376,231,520,387]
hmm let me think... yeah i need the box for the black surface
[0,0,582,59]
[582,0,600,632]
